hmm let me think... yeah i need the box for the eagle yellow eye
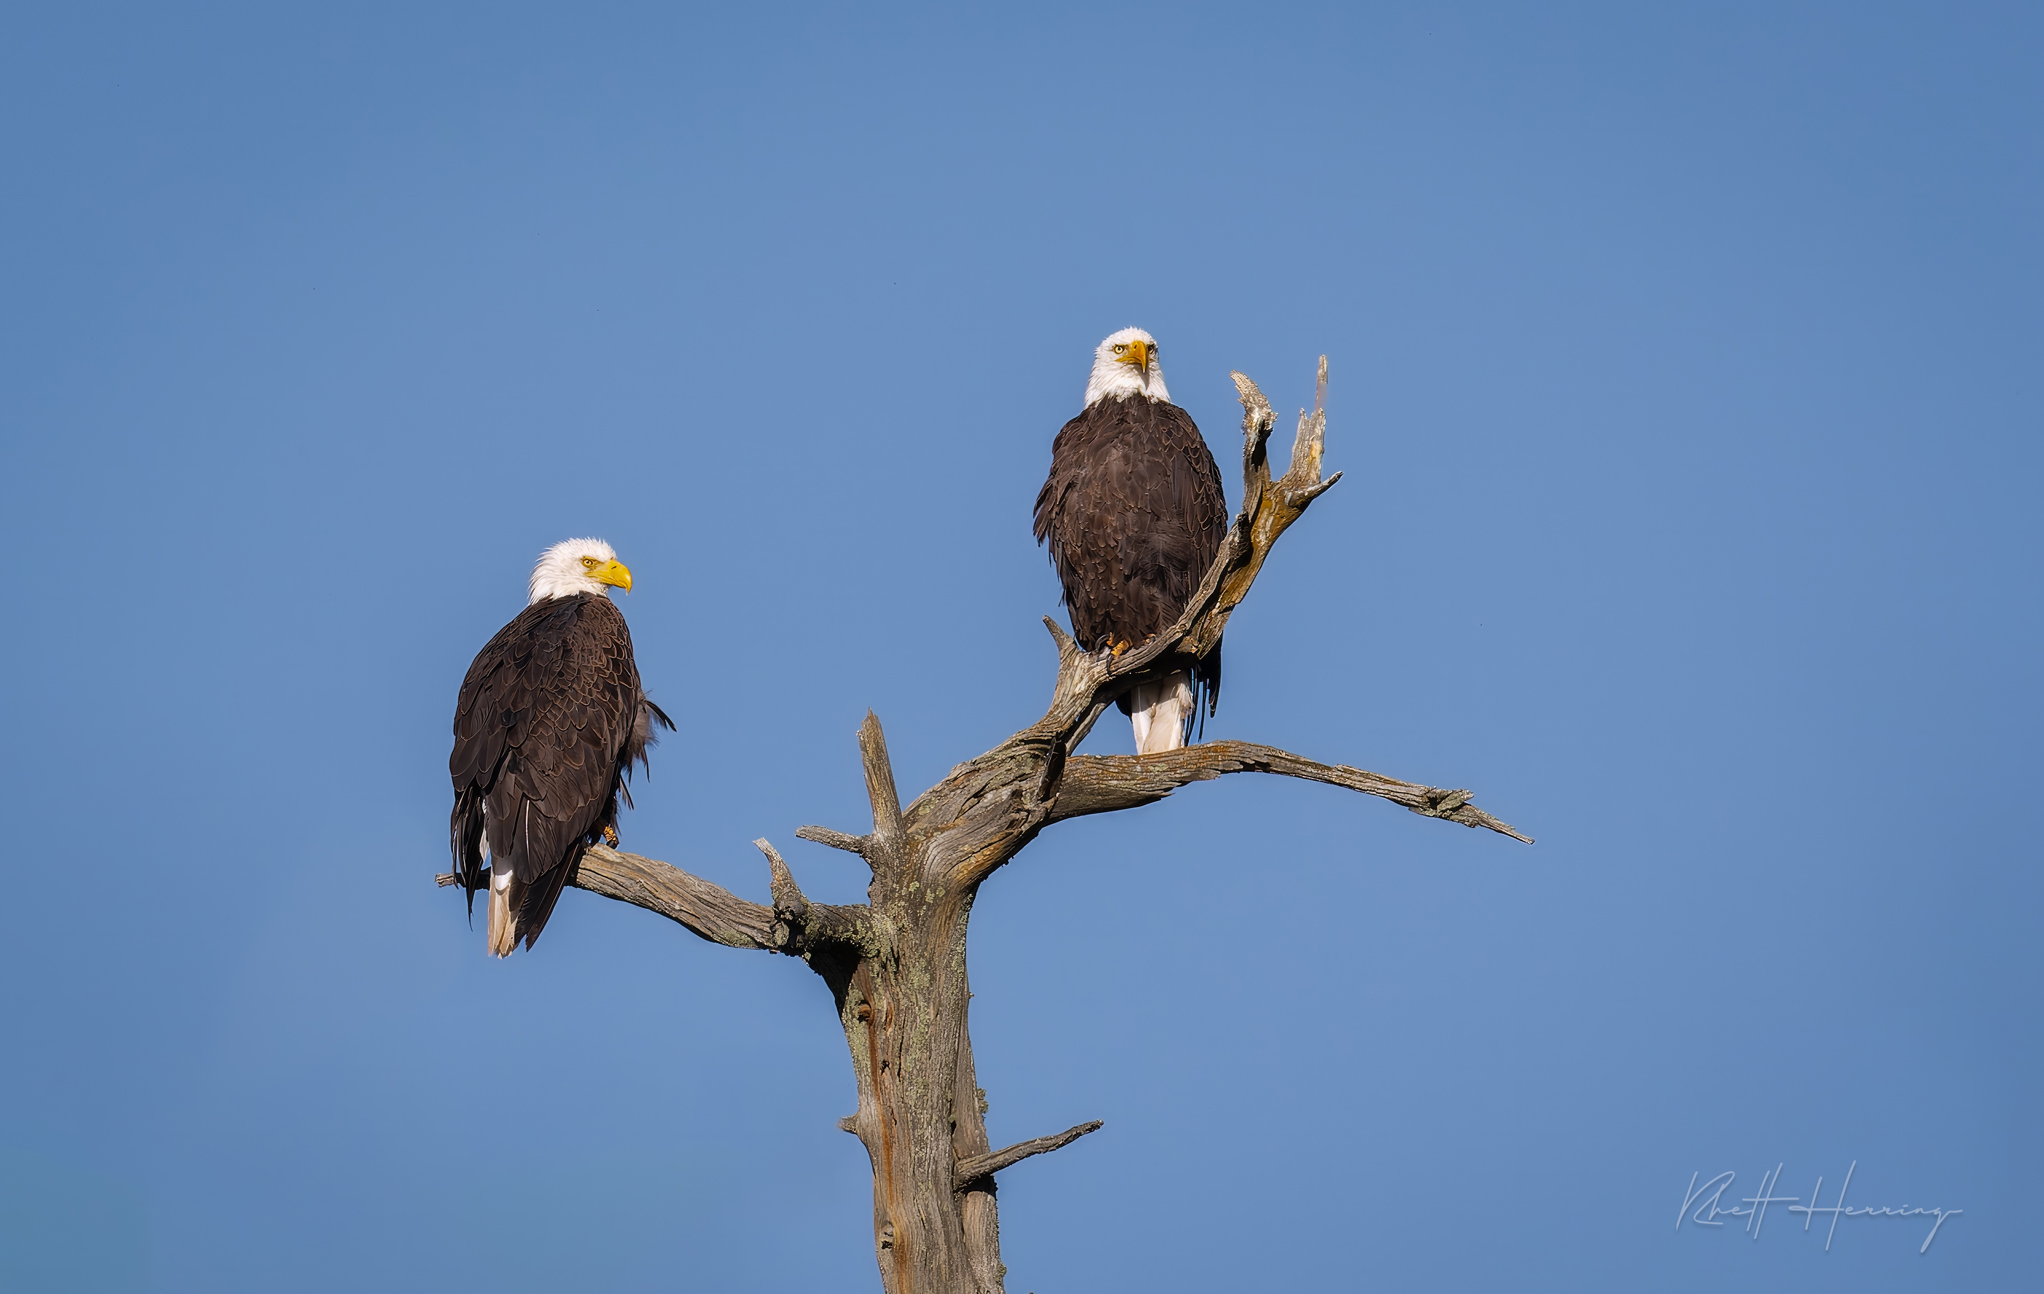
[581,557,600,569]
[1112,343,1127,354]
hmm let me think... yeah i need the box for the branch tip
[796,825,870,856]
[1295,471,1342,505]
[858,711,905,851]
[755,838,809,924]
[1048,741,1531,846]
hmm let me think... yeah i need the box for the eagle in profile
[449,539,672,956]
[1035,328,1228,753]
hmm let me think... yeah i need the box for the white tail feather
[1129,674,1194,755]
[486,866,517,957]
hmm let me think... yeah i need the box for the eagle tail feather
[1130,674,1194,755]
[486,866,518,958]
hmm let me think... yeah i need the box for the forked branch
[788,713,904,872]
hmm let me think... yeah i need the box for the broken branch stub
[954,1120,1104,1190]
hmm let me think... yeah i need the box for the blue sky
[1,3,2038,1290]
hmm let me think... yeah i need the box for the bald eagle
[449,539,672,956]
[1035,328,1228,753]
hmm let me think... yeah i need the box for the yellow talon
[602,824,619,848]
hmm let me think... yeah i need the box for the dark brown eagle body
[449,592,670,951]
[1034,392,1229,725]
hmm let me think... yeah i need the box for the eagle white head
[528,537,633,605]
[1083,327,1171,407]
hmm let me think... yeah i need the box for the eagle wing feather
[1035,397,1228,720]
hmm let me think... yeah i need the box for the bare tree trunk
[440,361,1528,1292]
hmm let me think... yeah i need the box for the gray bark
[437,360,1529,1292]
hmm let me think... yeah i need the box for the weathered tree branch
[435,844,878,955]
[755,837,829,953]
[860,710,906,871]
[953,1120,1103,1190]
[756,837,809,921]
[796,825,870,855]
[572,846,768,947]
[772,858,879,956]
[1050,742,1533,842]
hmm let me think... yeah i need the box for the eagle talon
[602,824,619,848]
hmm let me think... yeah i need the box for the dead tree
[440,360,1529,1292]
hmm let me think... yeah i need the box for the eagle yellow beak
[1120,338,1149,373]
[593,558,633,591]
